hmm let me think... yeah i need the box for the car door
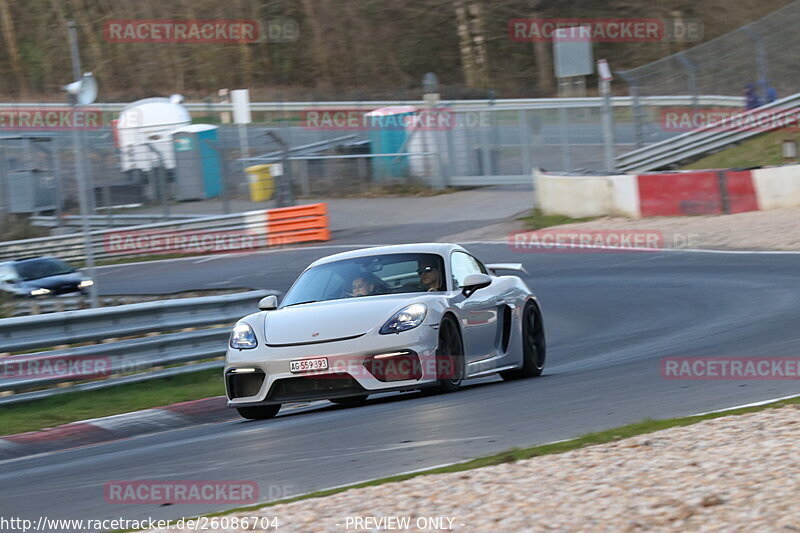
[450,251,499,362]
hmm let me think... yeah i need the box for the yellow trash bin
[245,164,275,202]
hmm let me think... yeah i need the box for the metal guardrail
[31,214,204,228]
[0,290,273,404]
[0,95,744,114]
[9,295,152,316]
[0,210,269,263]
[1,203,330,263]
[616,93,800,172]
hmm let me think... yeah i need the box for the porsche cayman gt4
[225,243,546,420]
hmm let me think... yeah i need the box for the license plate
[290,357,329,373]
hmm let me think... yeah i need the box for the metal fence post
[558,106,572,171]
[479,102,492,176]
[743,26,770,98]
[519,109,532,178]
[677,53,699,109]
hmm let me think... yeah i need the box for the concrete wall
[534,170,640,218]
[752,165,800,210]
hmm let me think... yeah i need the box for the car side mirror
[461,273,492,298]
[258,295,278,311]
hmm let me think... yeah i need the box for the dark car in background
[0,256,94,298]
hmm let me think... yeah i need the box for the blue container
[366,106,417,179]
[173,125,222,199]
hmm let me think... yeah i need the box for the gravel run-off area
[150,405,800,532]
[443,206,800,251]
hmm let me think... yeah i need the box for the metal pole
[0,143,9,221]
[143,144,170,219]
[68,22,81,80]
[519,109,532,178]
[600,79,617,172]
[221,157,231,215]
[51,137,64,228]
[237,123,250,167]
[68,21,99,308]
[558,106,571,171]
[677,54,698,110]
[619,70,645,149]
[743,27,769,98]
[264,131,293,207]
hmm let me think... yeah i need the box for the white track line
[691,392,800,417]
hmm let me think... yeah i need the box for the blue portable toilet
[366,106,417,179]
[172,124,222,200]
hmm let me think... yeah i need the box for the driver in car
[418,261,443,292]
[351,275,377,297]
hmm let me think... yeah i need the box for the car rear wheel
[435,316,464,392]
[501,301,546,380]
[329,395,369,406]
[236,404,281,420]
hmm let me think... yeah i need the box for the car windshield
[281,253,446,307]
[15,258,74,281]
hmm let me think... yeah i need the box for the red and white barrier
[534,164,800,218]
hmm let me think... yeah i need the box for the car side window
[451,252,483,288]
[0,264,16,282]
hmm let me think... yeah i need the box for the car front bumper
[224,324,440,407]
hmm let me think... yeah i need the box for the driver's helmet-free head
[351,274,376,296]
[417,259,442,291]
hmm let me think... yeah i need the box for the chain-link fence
[0,97,742,224]
[618,1,800,100]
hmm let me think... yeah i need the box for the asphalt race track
[2,243,800,526]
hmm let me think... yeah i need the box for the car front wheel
[501,301,546,380]
[434,315,465,392]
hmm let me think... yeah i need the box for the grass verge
[180,394,800,526]
[683,129,799,169]
[0,368,224,436]
[518,208,599,230]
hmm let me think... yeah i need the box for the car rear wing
[485,263,529,276]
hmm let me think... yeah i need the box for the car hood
[17,272,86,290]
[264,294,430,346]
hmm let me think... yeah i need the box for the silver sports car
[225,243,546,419]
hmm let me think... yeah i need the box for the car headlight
[380,303,427,335]
[230,323,258,349]
[30,288,51,296]
[78,280,94,288]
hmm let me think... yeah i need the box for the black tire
[434,315,465,392]
[236,404,281,420]
[501,301,546,380]
[329,395,369,406]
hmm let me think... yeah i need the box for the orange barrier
[266,203,330,246]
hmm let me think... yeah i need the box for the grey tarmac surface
[2,244,800,527]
